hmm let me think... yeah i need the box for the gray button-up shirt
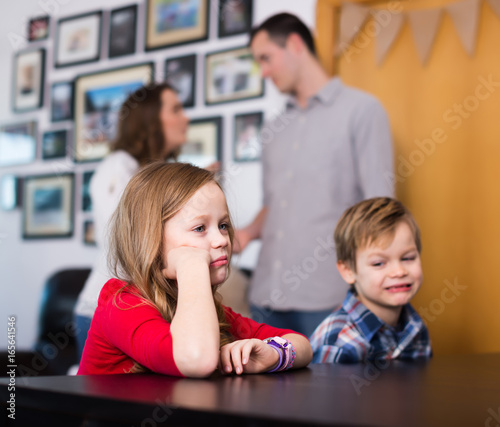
[249,77,394,311]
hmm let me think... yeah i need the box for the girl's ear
[337,261,356,285]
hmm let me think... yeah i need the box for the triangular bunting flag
[408,8,443,65]
[375,12,405,65]
[486,0,500,20]
[446,0,481,56]
[337,2,371,54]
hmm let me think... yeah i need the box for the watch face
[266,336,288,347]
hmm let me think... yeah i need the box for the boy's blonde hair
[334,197,421,272]
[108,162,234,371]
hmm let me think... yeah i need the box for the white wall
[0,0,316,350]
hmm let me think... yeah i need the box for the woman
[73,83,190,360]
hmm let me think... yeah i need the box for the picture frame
[0,121,37,167]
[109,5,137,58]
[83,219,96,245]
[73,62,154,163]
[50,81,74,122]
[28,16,50,42]
[145,0,210,51]
[233,111,263,162]
[178,116,222,168]
[41,129,67,160]
[218,0,253,38]
[0,175,22,211]
[165,54,196,108]
[55,11,102,68]
[205,46,263,105]
[22,173,74,239]
[82,170,94,212]
[12,48,45,112]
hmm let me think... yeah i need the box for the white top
[74,150,139,318]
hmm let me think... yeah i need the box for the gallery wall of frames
[1,0,265,244]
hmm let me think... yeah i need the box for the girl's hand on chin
[162,247,211,279]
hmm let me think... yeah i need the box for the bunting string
[338,0,500,65]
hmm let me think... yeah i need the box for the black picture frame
[109,5,137,58]
[73,62,154,163]
[0,121,37,167]
[28,16,50,42]
[218,0,253,38]
[233,111,263,162]
[145,0,210,51]
[178,116,222,168]
[22,173,75,239]
[54,11,102,68]
[165,54,196,108]
[50,81,74,122]
[12,48,45,112]
[82,170,94,212]
[204,46,264,105]
[41,129,67,160]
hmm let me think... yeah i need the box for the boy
[310,197,432,363]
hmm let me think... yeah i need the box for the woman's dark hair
[249,13,316,56]
[112,82,180,165]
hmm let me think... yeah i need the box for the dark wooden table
[2,353,500,426]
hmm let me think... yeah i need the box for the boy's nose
[390,262,408,277]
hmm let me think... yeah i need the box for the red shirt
[77,278,297,376]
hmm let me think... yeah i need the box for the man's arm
[354,99,395,198]
[233,207,268,253]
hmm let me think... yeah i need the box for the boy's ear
[337,261,356,285]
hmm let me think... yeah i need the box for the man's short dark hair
[249,13,316,56]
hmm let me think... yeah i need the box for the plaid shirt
[310,290,432,363]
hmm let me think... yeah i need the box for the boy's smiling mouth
[385,283,412,292]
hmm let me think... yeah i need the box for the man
[234,13,394,337]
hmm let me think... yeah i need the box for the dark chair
[1,268,91,377]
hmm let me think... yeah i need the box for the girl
[78,162,312,377]
[73,83,219,361]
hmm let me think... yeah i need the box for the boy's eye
[402,256,416,261]
[193,225,205,232]
[371,261,385,267]
[219,223,228,231]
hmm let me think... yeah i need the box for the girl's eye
[219,223,228,231]
[193,226,205,232]
[402,256,416,261]
[372,262,384,267]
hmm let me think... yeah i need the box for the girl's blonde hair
[108,162,234,370]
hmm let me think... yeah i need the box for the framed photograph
[145,0,210,51]
[28,16,50,42]
[12,48,45,112]
[41,129,67,160]
[51,81,74,122]
[0,121,36,167]
[218,0,253,38]
[55,11,102,68]
[83,220,96,245]
[165,54,196,108]
[178,116,222,168]
[0,175,22,211]
[22,173,74,239]
[233,112,263,162]
[82,170,94,212]
[205,46,263,105]
[74,62,154,163]
[109,5,137,58]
